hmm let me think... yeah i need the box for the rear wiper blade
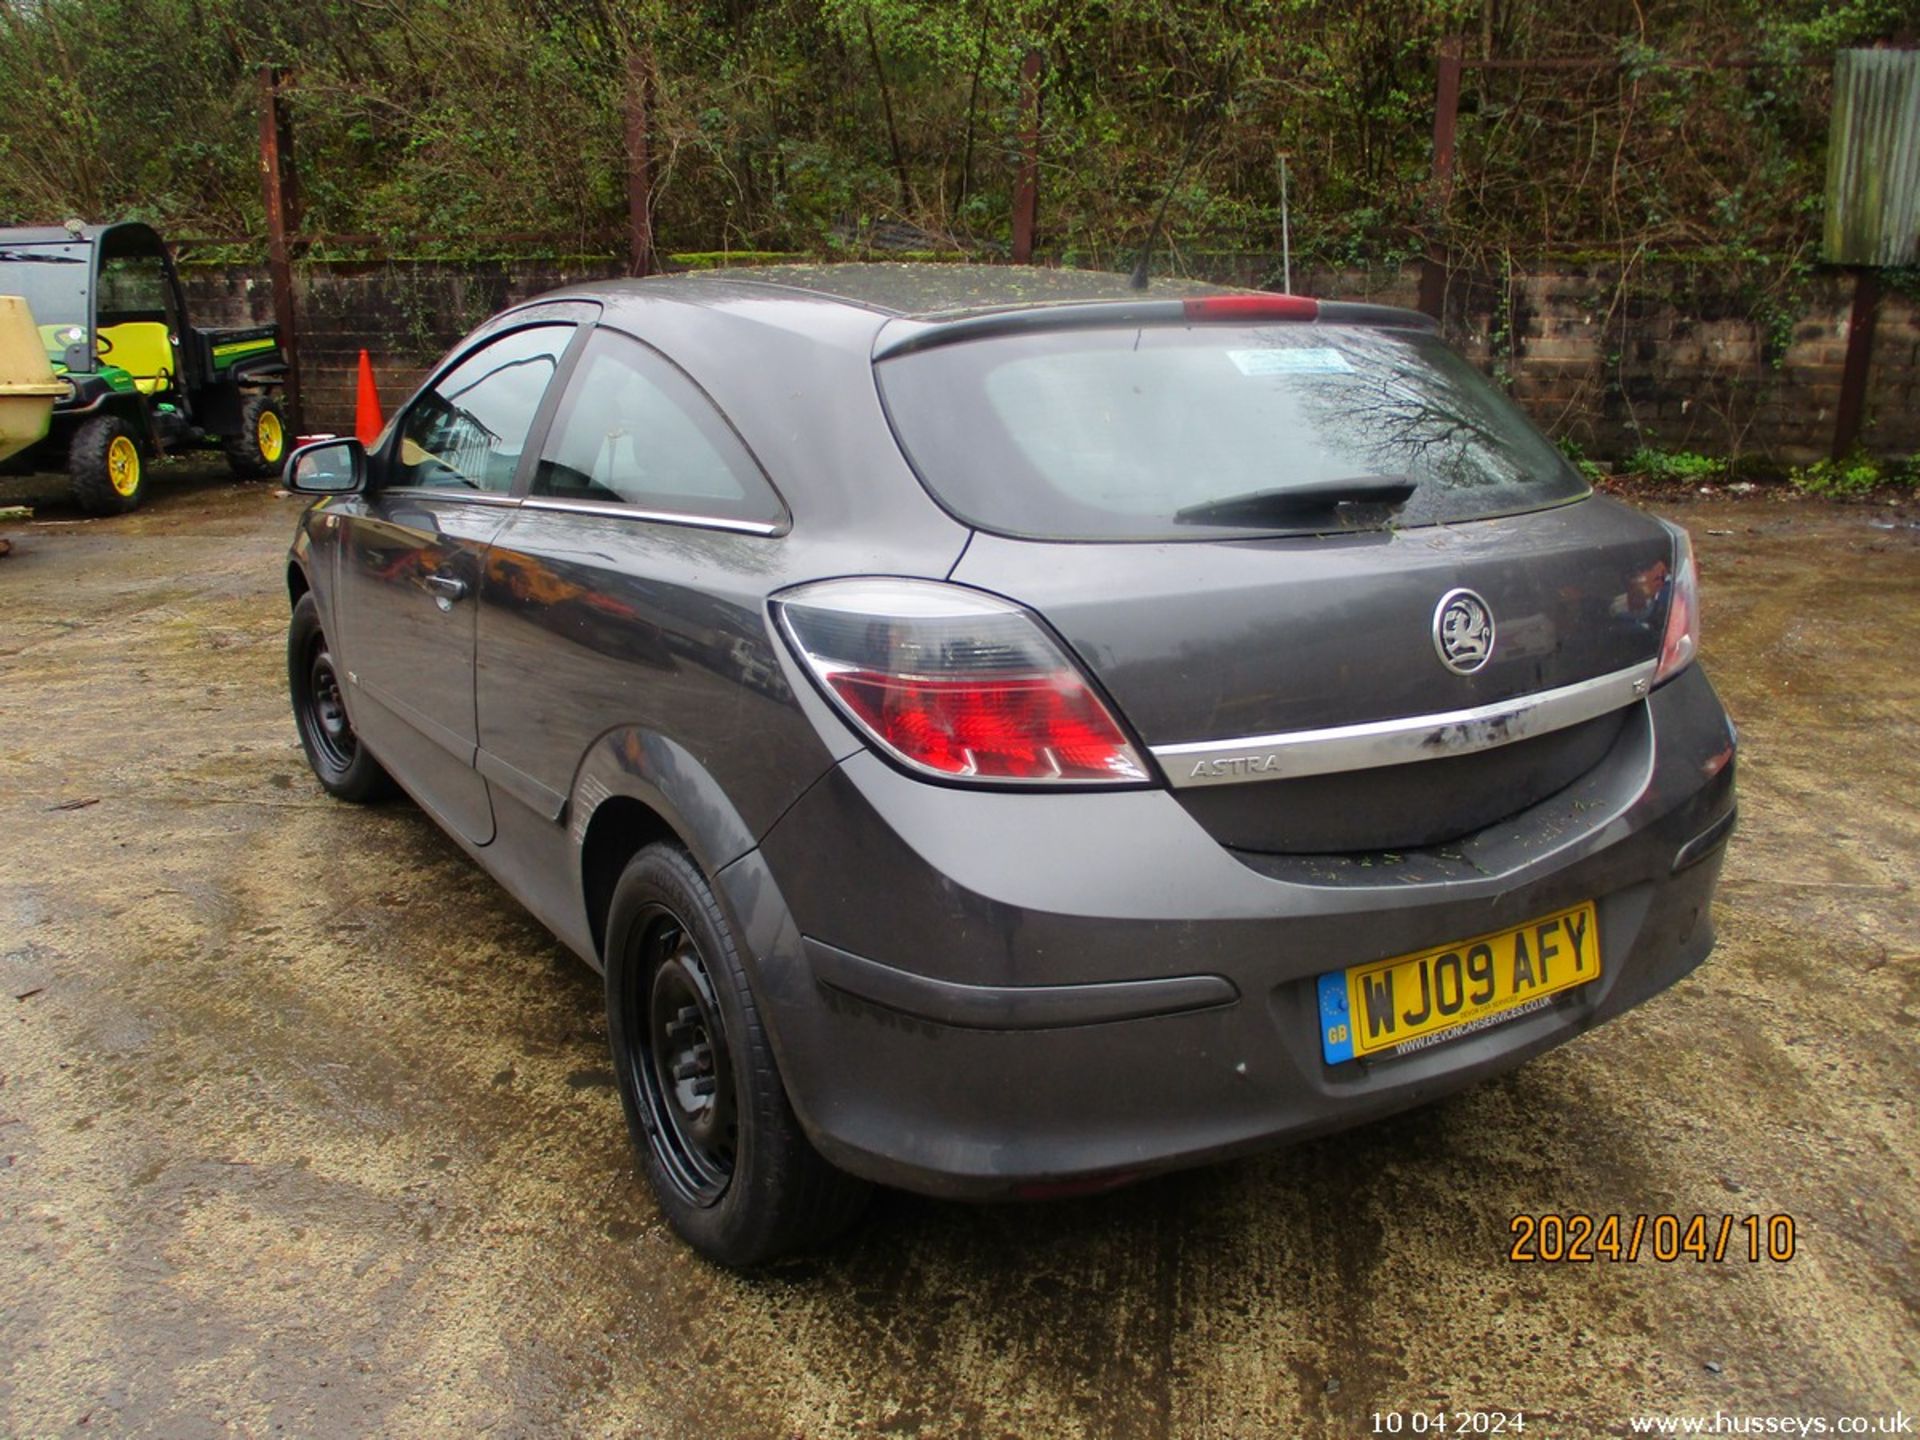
[1173,474,1418,526]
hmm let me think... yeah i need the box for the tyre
[288,593,396,802]
[69,414,148,514]
[606,843,869,1266]
[225,392,289,479]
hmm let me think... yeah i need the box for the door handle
[425,573,469,605]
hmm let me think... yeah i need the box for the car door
[472,324,793,829]
[335,321,579,844]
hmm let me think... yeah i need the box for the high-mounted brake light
[773,579,1150,786]
[1655,523,1700,685]
[1182,294,1319,322]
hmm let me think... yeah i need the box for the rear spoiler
[873,293,1438,361]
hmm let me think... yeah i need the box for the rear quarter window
[532,328,785,528]
[874,324,1589,541]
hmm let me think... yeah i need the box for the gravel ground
[1,467,1915,1437]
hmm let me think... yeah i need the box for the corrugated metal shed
[1823,49,1920,266]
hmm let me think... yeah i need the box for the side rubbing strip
[1673,806,1737,873]
[1152,660,1659,788]
[805,939,1239,1030]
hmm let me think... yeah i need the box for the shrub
[1555,435,1607,482]
[1624,449,1729,484]
[1786,454,1915,496]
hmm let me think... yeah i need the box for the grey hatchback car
[281,265,1736,1266]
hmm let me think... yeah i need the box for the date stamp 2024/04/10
[1508,1213,1797,1264]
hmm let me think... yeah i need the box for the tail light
[1182,294,1319,322]
[1655,523,1700,685]
[773,578,1150,786]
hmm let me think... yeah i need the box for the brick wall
[179,258,1919,463]
[180,259,626,440]
[1439,265,1920,464]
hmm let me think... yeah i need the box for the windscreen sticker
[1227,347,1355,376]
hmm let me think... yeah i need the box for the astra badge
[1433,588,1495,674]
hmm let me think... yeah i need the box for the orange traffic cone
[354,349,385,445]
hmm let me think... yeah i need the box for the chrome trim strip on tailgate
[1152,659,1659,788]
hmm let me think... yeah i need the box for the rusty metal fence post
[627,47,658,277]
[256,64,302,432]
[1833,269,1882,459]
[1418,35,1464,320]
[1011,49,1042,265]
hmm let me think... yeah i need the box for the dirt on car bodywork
[0,475,1915,1436]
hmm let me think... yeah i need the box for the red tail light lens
[1655,524,1700,685]
[774,579,1150,785]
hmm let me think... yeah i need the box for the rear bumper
[723,664,1737,1199]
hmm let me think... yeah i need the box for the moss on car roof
[653,262,1238,320]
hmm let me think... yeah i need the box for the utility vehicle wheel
[288,593,395,802]
[69,415,148,515]
[606,843,869,1267]
[226,393,288,479]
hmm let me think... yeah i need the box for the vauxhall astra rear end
[280,266,1737,1266]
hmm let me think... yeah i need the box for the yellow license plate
[1316,902,1600,1063]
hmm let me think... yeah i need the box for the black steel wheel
[633,909,738,1206]
[304,641,357,773]
[605,842,868,1266]
[288,593,396,802]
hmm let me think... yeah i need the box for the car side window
[531,328,783,526]
[392,325,571,493]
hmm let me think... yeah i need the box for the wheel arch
[579,795,680,966]
[568,726,765,967]
[93,392,155,448]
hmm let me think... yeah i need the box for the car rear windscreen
[874,323,1590,540]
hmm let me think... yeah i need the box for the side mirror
[285,437,366,495]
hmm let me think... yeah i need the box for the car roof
[560,263,1433,350]
[661,262,1235,319]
